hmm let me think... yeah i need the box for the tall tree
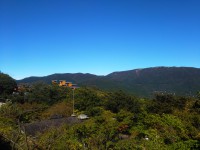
[0,73,17,96]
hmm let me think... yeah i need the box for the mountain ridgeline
[17,67,200,97]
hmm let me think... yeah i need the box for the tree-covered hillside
[0,73,17,96]
[17,67,200,97]
[0,73,200,149]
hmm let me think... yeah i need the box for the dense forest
[0,72,200,149]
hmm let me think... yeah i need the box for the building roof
[24,117,82,136]
[78,114,89,120]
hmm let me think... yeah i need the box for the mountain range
[17,67,200,97]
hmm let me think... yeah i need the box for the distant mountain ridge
[17,67,200,97]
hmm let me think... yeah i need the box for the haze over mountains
[17,67,200,97]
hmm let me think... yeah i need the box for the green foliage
[38,127,63,149]
[75,88,102,112]
[114,139,143,150]
[85,106,103,117]
[41,101,72,119]
[193,93,200,113]
[197,91,200,100]
[105,91,141,113]
[0,73,17,96]
[169,140,200,150]
[28,82,52,103]
[142,114,189,144]
[0,102,21,119]
[0,116,16,135]
[149,94,188,114]
[23,82,71,104]
[116,110,134,134]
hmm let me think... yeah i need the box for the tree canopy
[0,73,17,96]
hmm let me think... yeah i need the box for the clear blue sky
[1,0,200,79]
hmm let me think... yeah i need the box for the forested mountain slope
[17,67,200,97]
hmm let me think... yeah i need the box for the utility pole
[71,88,76,117]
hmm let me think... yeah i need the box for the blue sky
[0,0,200,79]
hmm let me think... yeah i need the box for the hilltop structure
[52,80,78,89]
